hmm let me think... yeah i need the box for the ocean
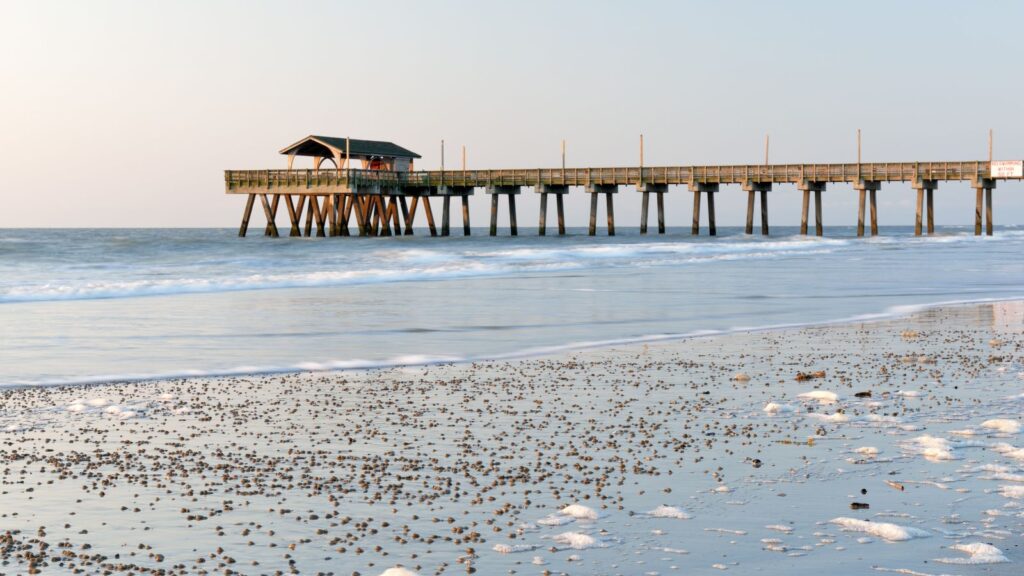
[1,225,1022,387]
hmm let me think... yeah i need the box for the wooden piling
[985,187,993,236]
[745,191,755,234]
[489,194,499,236]
[707,190,717,236]
[507,194,518,236]
[640,191,649,234]
[800,190,810,235]
[869,190,878,236]
[284,195,300,237]
[538,193,548,236]
[264,194,280,237]
[238,194,255,237]
[399,197,412,235]
[422,197,437,237]
[975,187,983,236]
[556,193,565,235]
[857,189,866,237]
[403,196,417,235]
[461,194,471,236]
[926,189,934,235]
[303,196,314,237]
[260,193,279,238]
[606,192,615,236]
[589,193,598,236]
[441,196,450,237]
[691,190,701,235]
[915,188,924,236]
[760,190,769,236]
[814,190,822,237]
[656,192,665,234]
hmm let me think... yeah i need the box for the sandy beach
[1,301,1022,575]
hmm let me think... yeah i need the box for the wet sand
[1,302,1022,575]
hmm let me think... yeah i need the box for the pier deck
[226,160,1021,239]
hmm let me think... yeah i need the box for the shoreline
[0,301,1021,574]
[7,294,1023,390]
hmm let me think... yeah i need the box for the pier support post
[399,196,413,236]
[637,183,668,235]
[462,194,471,236]
[798,181,826,236]
[926,189,934,235]
[854,180,881,237]
[441,196,450,237]
[421,196,437,236]
[971,178,995,236]
[911,180,936,236]
[536,185,569,236]
[262,194,280,237]
[339,195,352,236]
[238,194,255,237]
[585,184,618,236]
[303,196,314,237]
[485,185,521,236]
[688,182,719,236]
[742,182,771,236]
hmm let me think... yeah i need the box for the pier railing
[226,161,1004,194]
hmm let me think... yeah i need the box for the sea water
[1,225,1022,387]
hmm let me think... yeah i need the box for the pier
[227,135,1023,238]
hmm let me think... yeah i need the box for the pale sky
[2,0,1022,228]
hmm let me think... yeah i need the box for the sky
[1,0,1022,228]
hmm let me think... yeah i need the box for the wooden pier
[227,136,1023,238]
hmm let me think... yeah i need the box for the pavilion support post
[637,183,666,235]
[259,193,280,238]
[403,196,418,236]
[303,196,314,237]
[657,191,665,234]
[508,194,518,236]
[691,188,701,235]
[351,196,366,237]
[388,196,402,236]
[589,193,598,236]
[399,196,412,235]
[742,181,771,236]
[376,196,391,236]
[284,195,300,237]
[538,192,548,236]
[798,181,825,236]
[854,180,880,238]
[461,194,471,236]
[328,194,339,237]
[339,195,352,236]
[311,196,326,237]
[238,194,255,237]
[422,196,437,236]
[294,196,307,236]
[441,196,451,237]
[263,194,280,237]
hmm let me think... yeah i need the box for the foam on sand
[798,391,839,404]
[830,517,930,542]
[645,505,692,519]
[492,543,537,554]
[560,503,599,520]
[981,419,1021,434]
[378,568,420,576]
[550,531,603,549]
[999,485,1024,499]
[934,542,1009,564]
[763,402,794,414]
[855,446,880,457]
